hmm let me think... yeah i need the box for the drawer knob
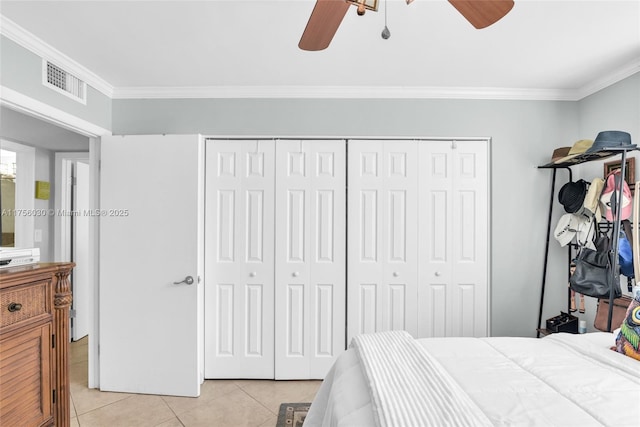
[8,302,22,312]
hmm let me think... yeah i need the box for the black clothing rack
[537,146,637,337]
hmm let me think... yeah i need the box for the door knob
[173,276,194,285]
[292,272,299,277]
[393,272,399,277]
[435,271,442,277]
[249,272,257,277]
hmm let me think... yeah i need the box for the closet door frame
[203,136,491,379]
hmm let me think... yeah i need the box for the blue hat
[585,130,635,153]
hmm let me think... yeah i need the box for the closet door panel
[348,141,384,340]
[204,140,275,378]
[451,141,489,337]
[359,284,378,334]
[275,140,346,379]
[418,140,489,338]
[424,284,447,337]
[348,140,418,342]
[279,148,310,367]
[418,141,454,337]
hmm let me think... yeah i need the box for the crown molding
[110,62,640,100]
[575,59,640,100]
[112,85,580,101]
[0,15,114,98]
[2,14,636,102]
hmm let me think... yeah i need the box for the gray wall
[34,148,55,261]
[113,95,589,337]
[579,72,640,140]
[1,37,95,262]
[557,72,640,331]
[3,26,637,337]
[508,72,640,335]
[0,35,112,131]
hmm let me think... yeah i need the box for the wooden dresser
[0,262,74,427]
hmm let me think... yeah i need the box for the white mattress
[304,332,640,427]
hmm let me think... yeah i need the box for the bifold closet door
[418,140,489,338]
[274,140,346,379]
[204,140,275,379]
[347,140,419,342]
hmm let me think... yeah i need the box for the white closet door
[204,140,275,378]
[418,140,489,338]
[275,140,346,379]
[347,140,419,342]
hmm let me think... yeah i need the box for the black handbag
[570,233,622,299]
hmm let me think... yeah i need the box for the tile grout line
[159,396,186,427]
[74,395,136,419]
[69,338,317,425]
[232,381,280,417]
[70,393,78,424]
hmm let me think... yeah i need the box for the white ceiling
[1,0,639,100]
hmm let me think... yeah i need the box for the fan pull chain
[381,0,390,40]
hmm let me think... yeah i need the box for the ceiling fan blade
[299,0,351,51]
[448,0,514,29]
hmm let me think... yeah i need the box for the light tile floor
[69,338,322,427]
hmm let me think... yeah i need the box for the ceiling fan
[299,0,515,51]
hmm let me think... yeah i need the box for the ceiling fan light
[346,0,379,13]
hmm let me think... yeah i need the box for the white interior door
[71,160,90,340]
[204,140,275,379]
[275,140,346,379]
[347,140,418,343]
[418,140,489,337]
[100,134,203,396]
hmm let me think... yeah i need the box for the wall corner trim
[0,85,111,137]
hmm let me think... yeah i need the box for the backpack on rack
[619,219,634,279]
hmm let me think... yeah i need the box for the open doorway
[55,154,90,341]
[55,154,90,342]
[2,101,105,390]
[73,160,90,340]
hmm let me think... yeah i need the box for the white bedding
[351,331,492,427]
[304,332,640,427]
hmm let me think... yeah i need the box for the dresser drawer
[0,281,51,329]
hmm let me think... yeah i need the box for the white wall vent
[43,60,87,104]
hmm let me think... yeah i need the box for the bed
[303,331,640,427]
